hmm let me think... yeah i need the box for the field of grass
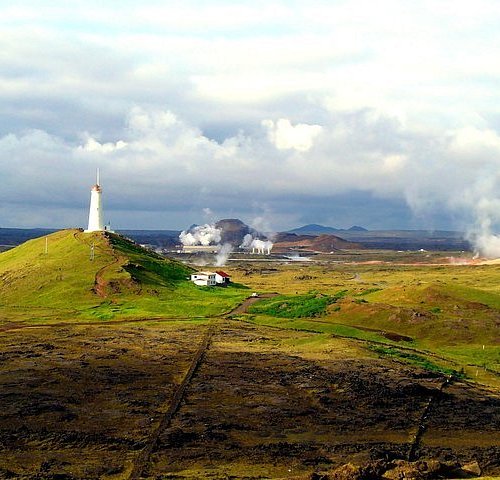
[228,259,500,386]
[2,234,498,378]
[248,290,347,318]
[369,345,464,377]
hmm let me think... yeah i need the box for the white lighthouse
[85,169,105,233]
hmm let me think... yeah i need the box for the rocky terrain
[0,317,498,479]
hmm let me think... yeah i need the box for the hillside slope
[0,229,247,322]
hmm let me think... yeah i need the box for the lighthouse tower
[85,169,105,233]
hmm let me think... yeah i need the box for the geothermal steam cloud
[179,226,273,266]
[215,243,233,266]
[240,234,273,254]
[179,224,221,246]
[179,224,233,266]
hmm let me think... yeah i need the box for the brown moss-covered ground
[0,318,498,479]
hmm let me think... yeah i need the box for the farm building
[190,272,217,286]
[215,271,231,285]
[190,271,231,286]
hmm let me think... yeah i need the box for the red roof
[215,271,230,277]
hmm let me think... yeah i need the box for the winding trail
[72,230,126,298]
[92,256,124,297]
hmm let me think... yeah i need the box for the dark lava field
[0,318,498,479]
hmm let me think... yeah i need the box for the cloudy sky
[2,0,500,232]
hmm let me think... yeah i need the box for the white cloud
[80,138,127,153]
[449,127,500,158]
[0,105,497,226]
[383,154,406,172]
[1,2,500,232]
[263,118,322,152]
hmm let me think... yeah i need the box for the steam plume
[240,234,273,254]
[240,233,253,249]
[179,224,221,246]
[463,188,500,259]
[215,243,233,266]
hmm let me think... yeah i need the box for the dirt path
[407,375,454,461]
[226,292,279,315]
[92,256,123,297]
[127,322,216,480]
[72,230,126,298]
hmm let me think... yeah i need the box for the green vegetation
[437,345,500,374]
[109,233,191,287]
[241,315,389,343]
[2,234,499,384]
[0,229,110,310]
[369,345,464,378]
[249,290,347,318]
[2,241,500,476]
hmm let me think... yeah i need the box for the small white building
[215,271,231,285]
[190,271,217,286]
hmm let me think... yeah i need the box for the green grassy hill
[0,229,248,323]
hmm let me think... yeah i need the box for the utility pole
[44,237,48,255]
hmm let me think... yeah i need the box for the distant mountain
[288,224,339,235]
[274,232,315,243]
[215,219,260,245]
[288,224,370,236]
[311,234,362,251]
[347,225,368,232]
[273,232,362,252]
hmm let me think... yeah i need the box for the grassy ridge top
[0,229,112,308]
[0,229,248,321]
